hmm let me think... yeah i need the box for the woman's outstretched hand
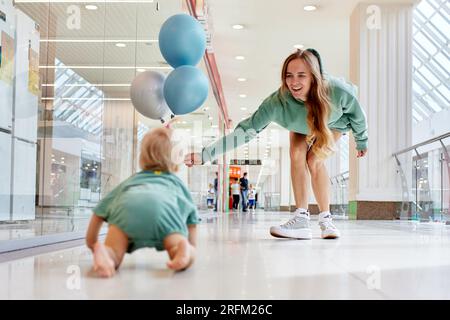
[357,149,368,158]
[184,152,202,167]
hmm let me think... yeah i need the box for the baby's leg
[93,225,128,278]
[163,233,196,271]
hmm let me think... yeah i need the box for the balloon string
[164,115,176,129]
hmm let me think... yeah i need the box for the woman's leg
[289,132,310,209]
[164,233,196,271]
[306,131,342,212]
[93,224,128,278]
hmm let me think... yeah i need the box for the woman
[185,48,368,240]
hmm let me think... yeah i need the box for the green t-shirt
[202,75,368,163]
[94,170,198,251]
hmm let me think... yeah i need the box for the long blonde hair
[280,49,334,159]
[139,127,179,173]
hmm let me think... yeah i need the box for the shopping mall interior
[0,0,449,299]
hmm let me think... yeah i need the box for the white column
[349,3,413,202]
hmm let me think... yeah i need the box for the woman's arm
[341,92,368,152]
[86,214,104,251]
[329,77,368,153]
[201,99,274,164]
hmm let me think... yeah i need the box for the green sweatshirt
[202,75,368,163]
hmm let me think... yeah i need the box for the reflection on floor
[1,210,450,299]
[0,216,90,241]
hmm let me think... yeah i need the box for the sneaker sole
[321,232,340,239]
[270,227,312,240]
[322,235,339,239]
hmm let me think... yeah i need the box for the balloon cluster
[130,14,209,123]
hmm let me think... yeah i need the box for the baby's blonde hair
[139,127,179,173]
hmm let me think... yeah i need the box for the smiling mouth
[291,87,302,93]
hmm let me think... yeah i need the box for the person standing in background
[248,184,256,212]
[231,178,241,210]
[207,183,215,209]
[213,172,218,212]
[240,172,249,212]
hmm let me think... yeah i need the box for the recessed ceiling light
[85,5,98,10]
[240,107,247,111]
[239,94,247,98]
[232,24,244,30]
[115,43,126,48]
[137,68,146,72]
[304,5,317,11]
[235,55,245,60]
[293,44,304,49]
[237,78,247,82]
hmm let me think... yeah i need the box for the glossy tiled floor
[1,210,450,299]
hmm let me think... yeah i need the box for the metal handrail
[392,131,450,221]
[330,171,349,183]
[392,132,450,156]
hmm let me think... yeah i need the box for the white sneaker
[319,214,341,239]
[270,210,312,240]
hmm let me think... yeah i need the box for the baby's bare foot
[93,243,116,278]
[167,239,191,271]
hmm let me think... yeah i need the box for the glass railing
[264,192,281,211]
[330,171,349,219]
[393,132,450,223]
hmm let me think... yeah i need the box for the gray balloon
[130,71,171,120]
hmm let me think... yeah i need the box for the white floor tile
[0,211,449,299]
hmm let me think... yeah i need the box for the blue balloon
[163,66,209,115]
[159,14,206,68]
